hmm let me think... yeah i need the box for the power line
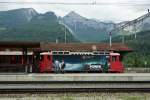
[0,2,149,6]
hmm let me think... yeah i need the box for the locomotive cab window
[112,56,117,62]
[112,55,120,62]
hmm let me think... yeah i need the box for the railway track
[0,73,149,92]
[0,81,150,92]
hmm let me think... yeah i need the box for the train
[0,50,124,73]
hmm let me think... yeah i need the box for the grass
[119,94,147,100]
[0,93,149,100]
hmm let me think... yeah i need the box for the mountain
[0,8,78,42]
[0,8,38,27]
[62,11,150,42]
[0,8,150,43]
[62,11,117,42]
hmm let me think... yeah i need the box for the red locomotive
[38,51,124,73]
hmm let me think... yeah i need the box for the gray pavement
[0,73,149,82]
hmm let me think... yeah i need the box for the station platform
[0,73,150,82]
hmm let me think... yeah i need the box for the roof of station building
[0,41,40,48]
[0,41,133,52]
[40,42,133,52]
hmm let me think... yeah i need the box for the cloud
[0,0,149,22]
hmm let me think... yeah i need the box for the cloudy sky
[0,0,149,22]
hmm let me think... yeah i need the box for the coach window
[53,52,57,55]
[59,52,63,55]
[64,52,69,55]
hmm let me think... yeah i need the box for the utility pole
[74,21,76,32]
[65,26,67,44]
[122,35,125,44]
[109,32,112,47]
[121,27,125,44]
[133,24,137,40]
[56,38,58,44]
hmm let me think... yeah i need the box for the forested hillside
[111,30,150,67]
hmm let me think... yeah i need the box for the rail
[0,81,149,92]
